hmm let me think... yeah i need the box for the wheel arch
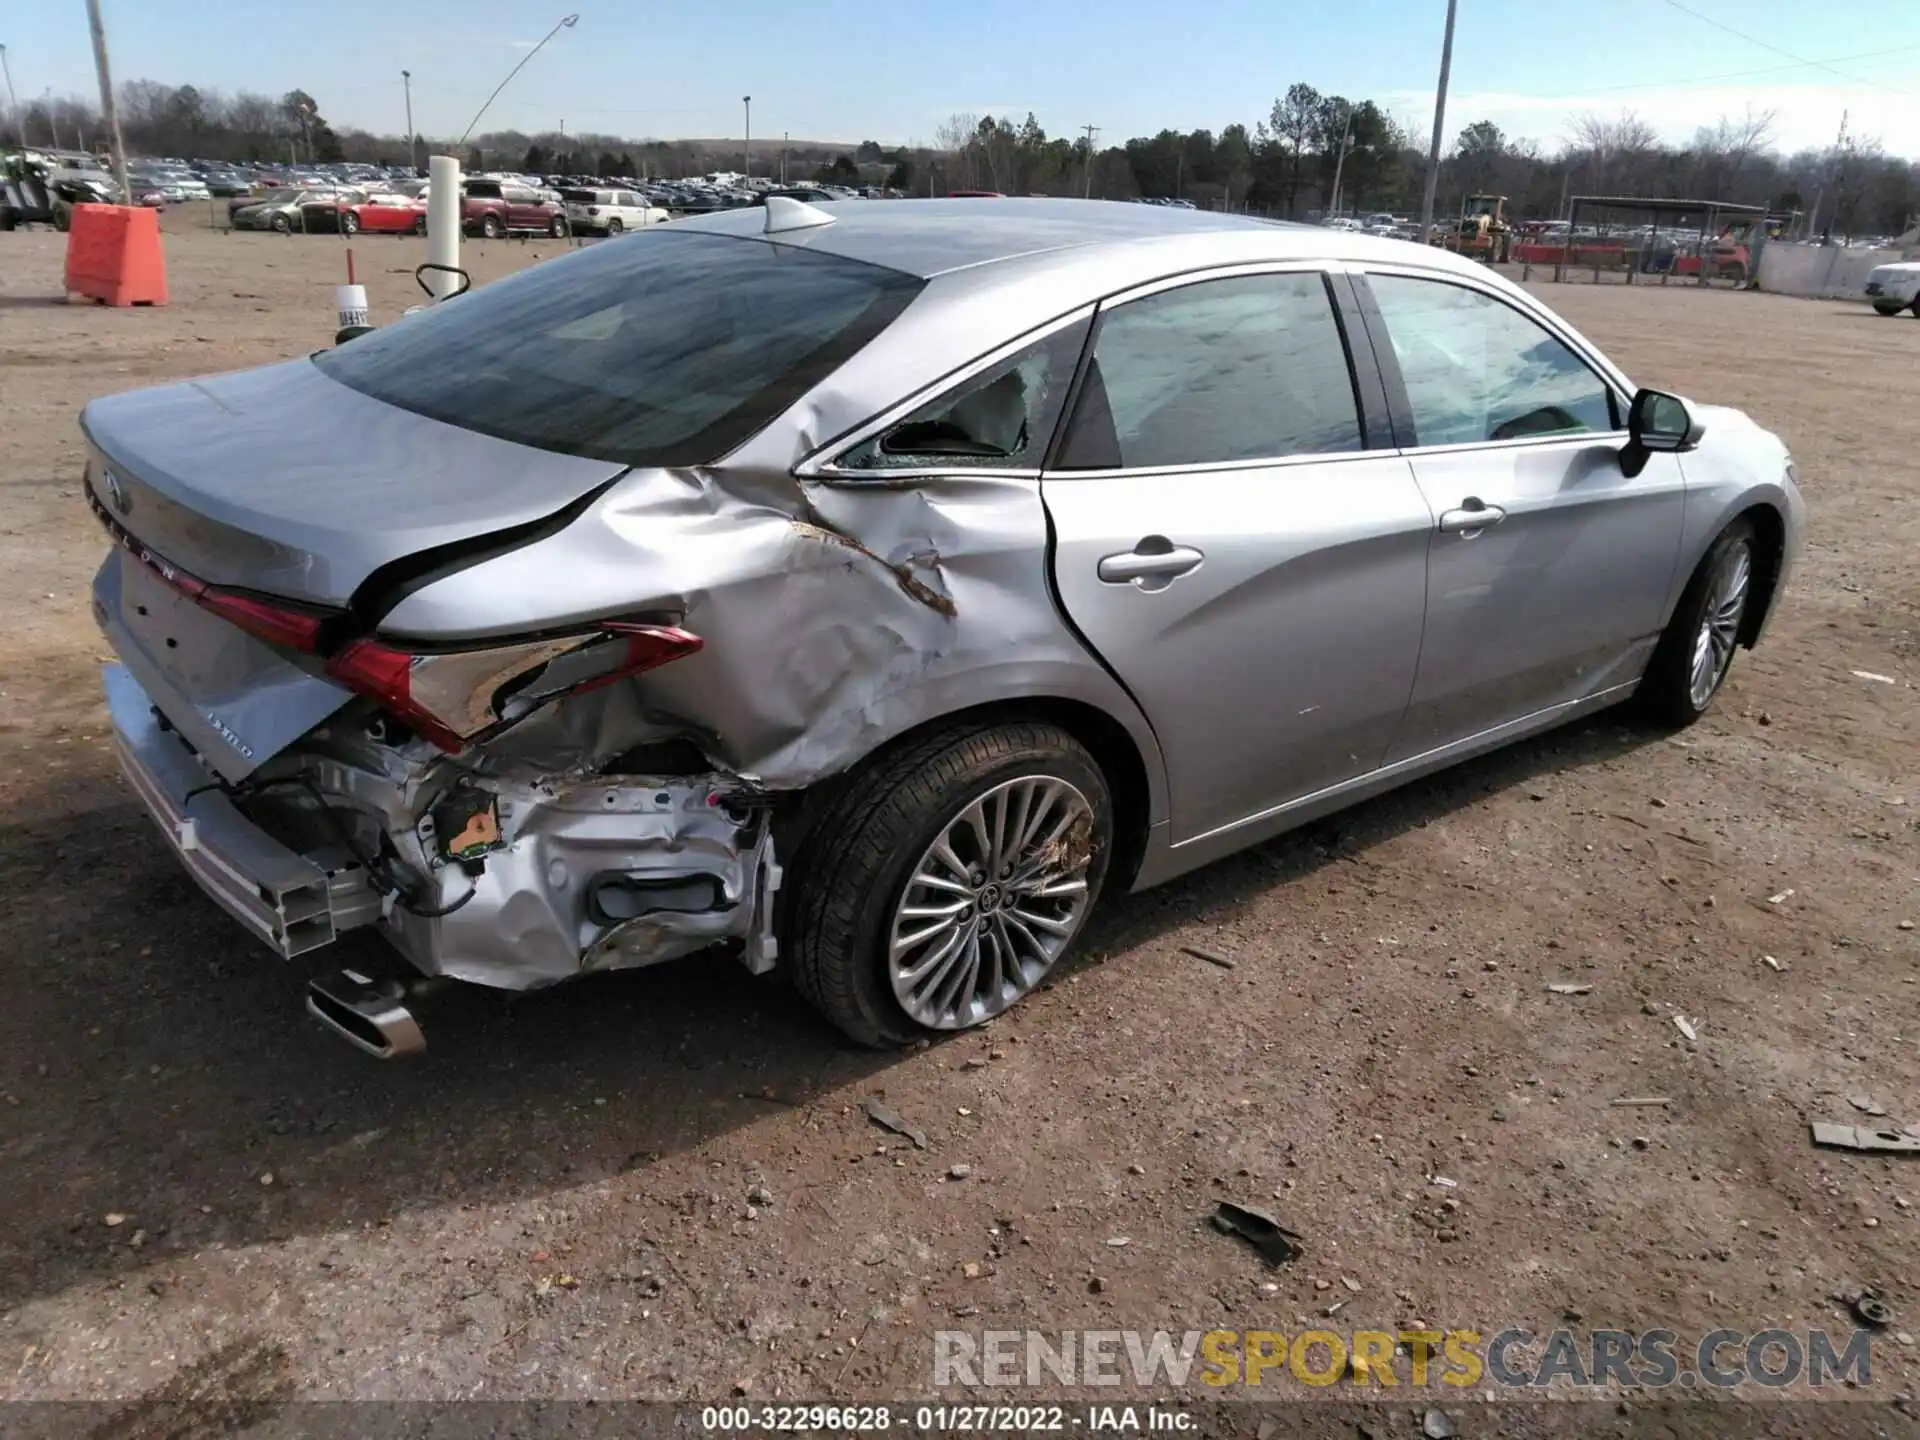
[1734,501,1787,648]
[779,694,1159,896]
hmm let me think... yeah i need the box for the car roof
[667,196,1495,286]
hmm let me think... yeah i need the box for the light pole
[45,88,59,150]
[781,130,788,185]
[1416,0,1458,245]
[402,69,417,173]
[742,95,751,181]
[458,13,578,146]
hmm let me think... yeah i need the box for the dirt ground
[1,206,1917,1434]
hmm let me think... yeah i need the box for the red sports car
[301,193,428,236]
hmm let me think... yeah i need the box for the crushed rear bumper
[104,664,379,957]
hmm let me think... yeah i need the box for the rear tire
[341,212,360,236]
[1873,301,1905,316]
[549,215,569,238]
[786,721,1113,1047]
[270,213,291,234]
[1635,518,1758,728]
[605,217,623,235]
[52,202,72,233]
[480,214,502,239]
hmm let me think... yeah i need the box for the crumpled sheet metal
[378,770,773,991]
[379,461,1167,819]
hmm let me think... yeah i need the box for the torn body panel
[375,462,1170,831]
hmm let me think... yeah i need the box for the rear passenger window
[1056,272,1361,470]
[1367,275,1617,446]
[840,319,1089,471]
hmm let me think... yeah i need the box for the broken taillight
[324,624,703,752]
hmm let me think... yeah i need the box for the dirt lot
[0,207,1916,1433]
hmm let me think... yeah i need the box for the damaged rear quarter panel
[376,463,1168,827]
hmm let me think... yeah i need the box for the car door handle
[1097,540,1206,586]
[1437,499,1507,534]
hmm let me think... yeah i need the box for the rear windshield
[313,231,922,467]
[560,188,600,203]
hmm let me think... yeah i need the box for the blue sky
[6,0,1915,155]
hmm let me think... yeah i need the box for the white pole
[427,154,461,300]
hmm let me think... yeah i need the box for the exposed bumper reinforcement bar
[104,664,375,959]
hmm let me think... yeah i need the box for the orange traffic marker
[63,204,169,308]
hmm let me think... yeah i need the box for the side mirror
[1622,388,1704,476]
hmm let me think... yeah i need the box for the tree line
[5,78,1914,237]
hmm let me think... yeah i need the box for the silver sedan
[81,198,1804,1055]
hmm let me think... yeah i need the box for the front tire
[1873,301,1905,316]
[341,211,360,236]
[787,721,1113,1047]
[549,215,569,238]
[1635,519,1757,727]
[270,213,291,233]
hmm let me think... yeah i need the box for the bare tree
[1565,109,1658,193]
[1692,106,1776,200]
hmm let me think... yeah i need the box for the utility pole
[1080,124,1099,198]
[781,130,788,185]
[402,69,417,173]
[83,1,129,197]
[1328,103,1354,217]
[0,45,20,147]
[742,95,751,181]
[1416,0,1458,244]
[46,88,60,150]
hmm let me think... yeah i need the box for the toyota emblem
[102,467,131,515]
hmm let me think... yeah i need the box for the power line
[1582,41,1920,96]
[1650,0,1913,94]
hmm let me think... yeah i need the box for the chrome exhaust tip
[306,968,426,1059]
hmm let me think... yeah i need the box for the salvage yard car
[301,191,428,236]
[1864,261,1920,316]
[81,198,1803,1057]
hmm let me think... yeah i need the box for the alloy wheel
[886,775,1096,1030]
[1689,540,1751,709]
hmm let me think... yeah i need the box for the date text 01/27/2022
[698,1404,1195,1431]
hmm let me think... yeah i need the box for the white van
[561,187,670,235]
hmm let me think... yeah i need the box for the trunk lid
[80,358,629,609]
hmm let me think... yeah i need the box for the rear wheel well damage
[775,695,1152,898]
[1734,502,1785,648]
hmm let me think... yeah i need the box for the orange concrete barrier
[63,204,169,307]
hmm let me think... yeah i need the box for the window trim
[1350,265,1632,454]
[1044,261,1373,479]
[798,305,1097,481]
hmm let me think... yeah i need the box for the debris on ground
[1673,1016,1698,1041]
[1767,888,1796,905]
[1851,670,1897,685]
[1849,1096,1889,1117]
[861,1097,927,1150]
[948,1163,971,1180]
[1208,1201,1304,1267]
[1762,955,1784,971]
[1546,983,1593,995]
[1611,1097,1673,1108]
[1180,945,1236,970]
[1431,1175,1458,1188]
[1423,1407,1460,1440]
[1812,1123,1920,1155]
[1105,1236,1131,1248]
[1853,1292,1893,1328]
